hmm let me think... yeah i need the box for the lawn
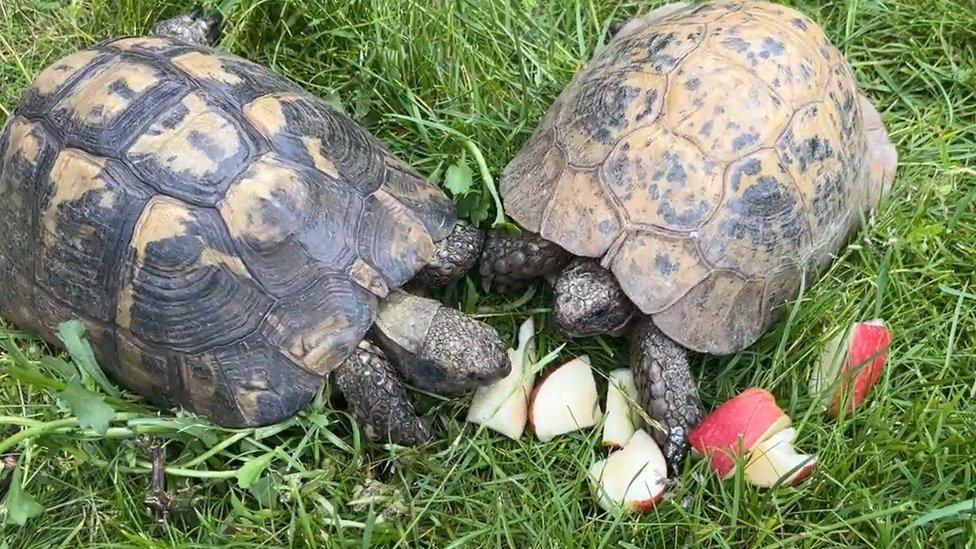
[0,0,974,547]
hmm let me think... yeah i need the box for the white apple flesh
[528,356,603,441]
[466,317,537,439]
[744,427,817,488]
[588,430,667,513]
[602,369,642,449]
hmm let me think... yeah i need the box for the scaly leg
[411,220,485,292]
[630,316,702,477]
[334,340,432,446]
[479,229,570,292]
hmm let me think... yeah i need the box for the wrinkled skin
[553,259,635,338]
[411,220,485,291]
[629,317,703,477]
[335,341,432,446]
[150,9,222,46]
[479,229,570,292]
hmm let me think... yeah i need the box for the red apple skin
[688,388,788,478]
[828,320,892,418]
[786,463,817,487]
[629,492,665,513]
[527,366,559,435]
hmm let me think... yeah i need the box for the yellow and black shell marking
[500,1,877,355]
[0,36,455,427]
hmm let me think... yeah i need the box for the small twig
[0,454,17,501]
[143,440,173,523]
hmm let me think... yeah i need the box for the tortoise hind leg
[150,8,223,46]
[630,317,703,477]
[334,340,432,446]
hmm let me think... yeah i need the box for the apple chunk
[688,388,791,479]
[809,319,892,418]
[744,428,816,488]
[588,430,667,513]
[602,369,643,449]
[528,356,602,441]
[466,317,537,439]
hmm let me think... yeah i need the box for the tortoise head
[150,9,223,46]
[372,291,510,395]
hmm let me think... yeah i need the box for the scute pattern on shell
[500,1,871,354]
[0,36,455,426]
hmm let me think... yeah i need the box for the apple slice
[688,388,791,479]
[588,430,667,513]
[809,319,892,418]
[744,427,817,488]
[466,317,537,439]
[602,369,643,449]
[528,356,603,441]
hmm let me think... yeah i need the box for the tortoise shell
[501,1,876,354]
[0,36,455,426]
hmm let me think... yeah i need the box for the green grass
[0,0,974,546]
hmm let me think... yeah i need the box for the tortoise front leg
[150,8,223,46]
[339,226,503,446]
[411,220,485,292]
[630,316,703,477]
[334,340,432,446]
[479,229,571,292]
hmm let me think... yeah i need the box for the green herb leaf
[444,160,474,196]
[126,417,221,447]
[56,321,119,397]
[456,193,490,227]
[41,356,76,381]
[3,466,43,526]
[236,453,273,489]
[58,380,116,435]
[249,475,279,508]
[4,338,33,370]
[323,90,346,114]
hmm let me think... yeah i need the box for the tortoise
[0,10,509,446]
[479,0,898,473]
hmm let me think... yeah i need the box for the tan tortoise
[479,1,898,473]
[0,10,509,445]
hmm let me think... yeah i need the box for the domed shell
[0,36,455,426]
[501,1,874,354]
